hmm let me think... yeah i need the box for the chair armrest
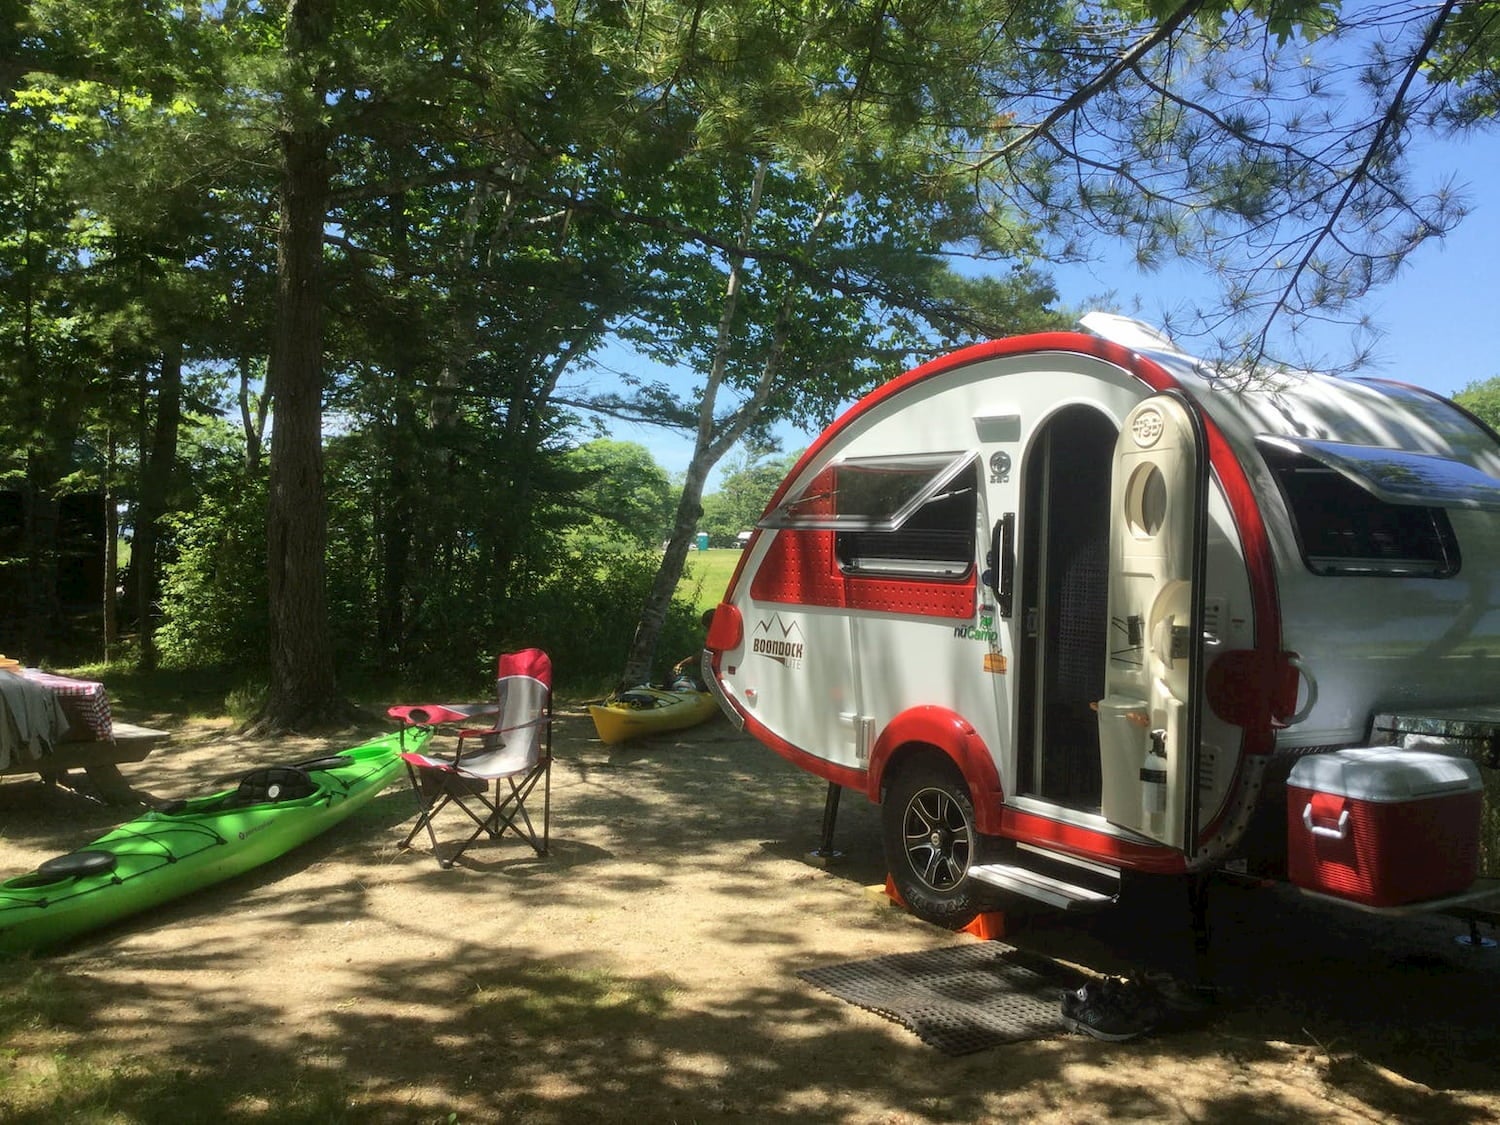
[388,703,489,727]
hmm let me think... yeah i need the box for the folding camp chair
[387,649,552,867]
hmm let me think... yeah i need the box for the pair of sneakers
[1059,976,1165,1041]
[1061,970,1220,1041]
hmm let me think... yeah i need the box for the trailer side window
[834,459,978,579]
[760,451,979,579]
[1260,444,1460,577]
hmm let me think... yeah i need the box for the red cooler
[1286,747,1483,907]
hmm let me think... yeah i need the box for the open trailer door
[1096,394,1208,850]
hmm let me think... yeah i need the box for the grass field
[676,548,744,615]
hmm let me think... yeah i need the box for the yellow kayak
[588,687,719,745]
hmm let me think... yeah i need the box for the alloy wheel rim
[901,786,972,891]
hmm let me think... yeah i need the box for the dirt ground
[3,703,1500,1123]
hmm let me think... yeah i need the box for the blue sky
[1053,130,1500,401]
[610,129,1499,491]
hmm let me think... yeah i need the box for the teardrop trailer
[700,314,1500,938]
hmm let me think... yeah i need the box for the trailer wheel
[882,759,982,929]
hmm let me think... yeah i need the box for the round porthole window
[1125,462,1167,538]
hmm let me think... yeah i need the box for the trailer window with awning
[1258,437,1467,577]
[761,452,978,578]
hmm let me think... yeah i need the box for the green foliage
[1453,376,1500,431]
[677,548,745,615]
[152,407,728,689]
[152,424,700,689]
[1432,2,1500,123]
[698,447,800,544]
[521,542,705,690]
[559,440,677,550]
[154,456,268,672]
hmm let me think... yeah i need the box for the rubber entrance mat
[798,942,1087,1055]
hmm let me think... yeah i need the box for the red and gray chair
[387,648,552,867]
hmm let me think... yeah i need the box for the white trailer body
[703,317,1500,927]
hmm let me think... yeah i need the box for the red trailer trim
[754,331,1286,748]
[867,706,1005,833]
[999,807,1191,874]
[735,708,870,792]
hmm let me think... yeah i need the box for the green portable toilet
[696,532,710,551]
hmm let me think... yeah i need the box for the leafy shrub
[515,542,703,689]
[155,475,269,671]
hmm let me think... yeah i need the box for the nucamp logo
[752,614,806,669]
[954,613,998,644]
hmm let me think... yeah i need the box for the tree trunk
[617,164,772,689]
[104,428,118,660]
[255,0,341,732]
[134,342,183,672]
[238,355,267,475]
[377,396,414,663]
[618,167,817,689]
[489,327,597,614]
[619,459,713,690]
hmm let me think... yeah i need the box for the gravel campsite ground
[3,703,1500,1123]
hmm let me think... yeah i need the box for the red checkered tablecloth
[18,669,114,741]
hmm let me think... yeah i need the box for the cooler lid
[1287,747,1482,801]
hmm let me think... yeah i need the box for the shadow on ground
[0,707,1497,1122]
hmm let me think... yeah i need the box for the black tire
[881,757,984,929]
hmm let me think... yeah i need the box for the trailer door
[1097,394,1207,851]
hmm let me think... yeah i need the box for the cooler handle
[1301,801,1350,840]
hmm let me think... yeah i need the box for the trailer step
[967,862,1118,911]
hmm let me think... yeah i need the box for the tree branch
[1253,0,1462,355]
[972,0,1208,173]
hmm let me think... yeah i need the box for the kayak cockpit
[4,850,119,890]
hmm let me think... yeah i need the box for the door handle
[988,512,1016,618]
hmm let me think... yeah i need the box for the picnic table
[0,668,169,803]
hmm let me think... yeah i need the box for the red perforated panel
[749,529,844,605]
[845,574,973,617]
[749,530,974,620]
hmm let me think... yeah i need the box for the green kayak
[0,727,426,956]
